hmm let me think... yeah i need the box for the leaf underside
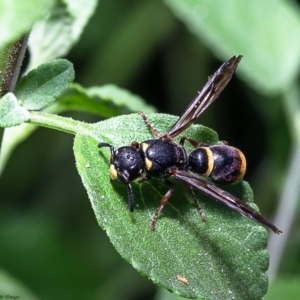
[0,93,29,127]
[74,113,269,300]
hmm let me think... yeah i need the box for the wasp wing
[172,170,282,234]
[164,56,242,140]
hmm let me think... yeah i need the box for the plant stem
[268,84,300,281]
[28,111,94,136]
[0,35,29,96]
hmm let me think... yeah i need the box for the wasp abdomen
[188,145,246,184]
[187,147,213,177]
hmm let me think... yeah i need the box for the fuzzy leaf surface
[0,93,29,127]
[15,59,74,110]
[74,113,269,300]
[28,0,97,71]
[0,0,55,47]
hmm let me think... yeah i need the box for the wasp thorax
[139,139,187,177]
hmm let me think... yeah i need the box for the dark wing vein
[165,55,242,140]
[173,170,282,234]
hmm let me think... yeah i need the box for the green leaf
[27,0,97,71]
[0,82,151,175]
[15,59,75,110]
[0,0,56,48]
[267,277,300,300]
[58,83,156,117]
[64,0,98,41]
[0,124,36,175]
[164,0,300,94]
[74,113,269,300]
[0,93,29,127]
[82,0,176,86]
[0,269,39,300]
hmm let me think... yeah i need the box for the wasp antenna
[140,112,164,138]
[98,142,112,148]
[98,142,115,157]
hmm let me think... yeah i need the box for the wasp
[99,56,282,234]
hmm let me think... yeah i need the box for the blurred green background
[1,0,300,299]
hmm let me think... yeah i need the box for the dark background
[1,0,299,299]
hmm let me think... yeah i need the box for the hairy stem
[28,111,94,137]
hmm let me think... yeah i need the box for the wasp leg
[180,137,230,148]
[183,182,206,222]
[137,174,151,184]
[131,141,140,149]
[150,179,174,230]
[179,136,210,148]
[140,112,164,139]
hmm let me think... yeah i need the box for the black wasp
[99,55,282,234]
